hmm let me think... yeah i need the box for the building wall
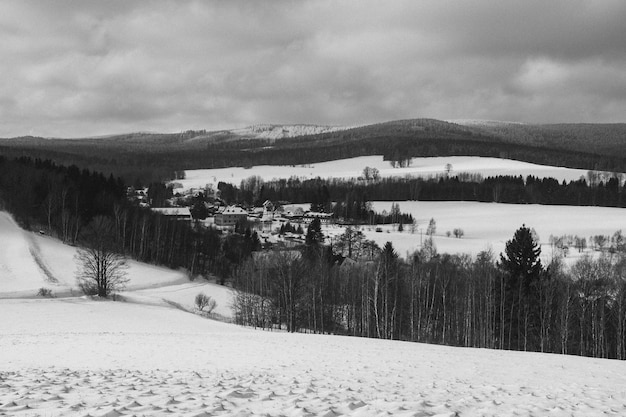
[215,213,247,226]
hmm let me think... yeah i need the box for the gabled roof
[222,206,247,215]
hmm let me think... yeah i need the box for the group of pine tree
[1,155,626,359]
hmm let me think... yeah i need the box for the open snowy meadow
[284,201,626,264]
[172,156,596,192]
[3,206,626,416]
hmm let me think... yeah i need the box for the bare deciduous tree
[75,216,128,297]
[195,292,217,313]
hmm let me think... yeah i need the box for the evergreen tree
[190,196,208,220]
[498,224,545,350]
[499,224,543,292]
[305,218,324,246]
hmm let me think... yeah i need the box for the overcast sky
[2,1,626,137]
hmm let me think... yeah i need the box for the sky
[1,0,626,138]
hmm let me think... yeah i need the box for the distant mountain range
[1,118,625,183]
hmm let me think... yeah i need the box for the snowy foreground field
[173,156,595,192]
[3,299,626,416]
[3,207,626,416]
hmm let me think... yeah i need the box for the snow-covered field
[366,201,625,262]
[173,155,596,192]
[3,203,626,415]
[4,291,626,415]
[286,201,626,263]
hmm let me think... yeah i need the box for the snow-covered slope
[2,296,626,416]
[446,119,526,127]
[230,124,347,140]
[366,201,626,261]
[124,281,234,319]
[0,211,190,298]
[0,212,49,294]
[0,210,234,322]
[174,155,596,192]
[285,201,626,263]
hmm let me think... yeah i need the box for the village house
[214,205,248,227]
[262,200,275,213]
[303,211,333,224]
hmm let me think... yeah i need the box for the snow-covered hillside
[173,155,596,192]
[3,296,626,416]
[368,201,625,262]
[230,124,348,140]
[0,211,232,313]
[285,201,626,263]
[446,119,526,127]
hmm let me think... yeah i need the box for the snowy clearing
[368,201,626,261]
[173,155,597,192]
[286,201,626,263]
[3,297,626,416]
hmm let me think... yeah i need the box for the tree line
[232,224,626,360]
[219,173,626,211]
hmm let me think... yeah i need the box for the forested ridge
[2,118,626,185]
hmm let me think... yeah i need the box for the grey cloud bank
[2,0,626,138]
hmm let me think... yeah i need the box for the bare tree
[195,292,217,313]
[75,216,128,297]
[426,218,437,236]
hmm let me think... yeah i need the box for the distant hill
[451,120,626,159]
[1,118,625,184]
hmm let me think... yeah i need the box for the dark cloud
[1,0,625,137]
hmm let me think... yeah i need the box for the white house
[215,206,248,227]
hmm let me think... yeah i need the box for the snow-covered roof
[222,206,247,215]
[304,211,332,218]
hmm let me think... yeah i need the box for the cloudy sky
[2,1,626,137]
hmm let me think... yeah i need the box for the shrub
[37,287,54,297]
[195,293,217,313]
